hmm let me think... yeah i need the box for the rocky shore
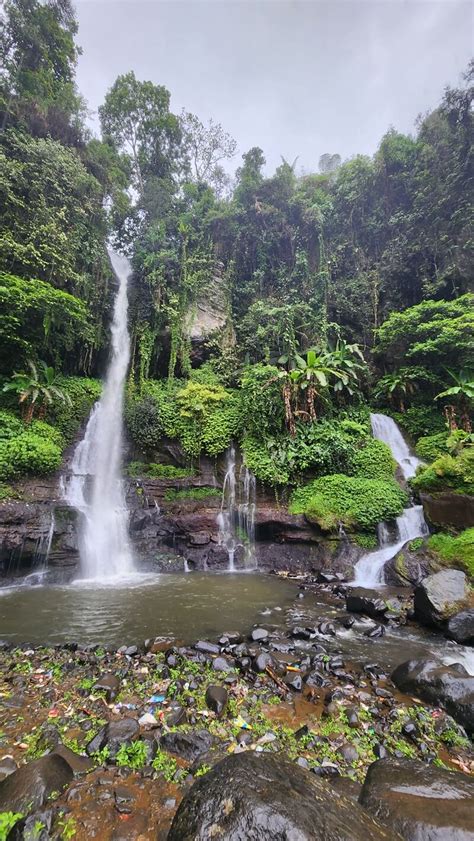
[0,576,473,840]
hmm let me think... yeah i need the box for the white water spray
[352,413,428,587]
[62,248,134,580]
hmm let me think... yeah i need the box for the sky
[74,0,473,175]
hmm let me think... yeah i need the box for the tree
[318,153,341,174]
[99,71,181,194]
[3,360,72,422]
[180,111,236,195]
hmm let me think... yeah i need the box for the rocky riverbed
[0,575,473,840]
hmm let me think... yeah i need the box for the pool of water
[0,572,298,646]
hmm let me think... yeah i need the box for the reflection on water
[0,573,297,646]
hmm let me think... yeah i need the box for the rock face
[346,589,387,618]
[359,757,474,841]
[421,491,474,530]
[168,751,400,841]
[0,754,73,813]
[183,261,233,365]
[414,569,469,628]
[391,659,474,734]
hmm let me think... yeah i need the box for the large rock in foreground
[391,659,474,734]
[0,754,73,813]
[359,757,474,841]
[414,569,469,628]
[168,751,400,841]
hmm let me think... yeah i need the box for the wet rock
[168,751,398,841]
[53,744,94,776]
[250,627,269,642]
[291,626,316,640]
[195,640,220,655]
[86,717,139,759]
[364,624,385,638]
[421,491,474,530]
[93,673,121,702]
[159,729,214,762]
[346,589,387,618]
[338,743,359,763]
[318,621,336,636]
[212,656,234,672]
[138,712,158,727]
[0,754,73,813]
[205,685,228,716]
[391,659,474,734]
[414,569,469,629]
[359,757,474,840]
[284,673,303,691]
[446,609,474,645]
[312,763,341,778]
[166,704,187,727]
[0,754,17,781]
[252,652,276,673]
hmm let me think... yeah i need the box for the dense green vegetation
[428,528,474,576]
[0,0,472,507]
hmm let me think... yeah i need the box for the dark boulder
[159,729,214,762]
[414,570,469,628]
[92,673,121,702]
[446,609,474,645]
[420,491,474,530]
[359,757,474,841]
[168,751,400,841]
[391,659,474,734]
[85,717,139,759]
[53,744,94,776]
[205,685,228,716]
[346,589,387,618]
[0,754,73,813]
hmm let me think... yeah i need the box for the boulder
[85,717,139,759]
[421,492,474,530]
[414,569,469,628]
[168,751,400,841]
[0,754,73,813]
[391,659,474,734]
[359,757,474,840]
[346,589,387,618]
[205,685,228,716]
[159,729,214,762]
[446,609,474,645]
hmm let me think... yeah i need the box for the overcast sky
[74,0,473,175]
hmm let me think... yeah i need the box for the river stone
[86,717,139,758]
[414,570,469,628]
[0,754,73,813]
[93,673,121,702]
[159,729,214,762]
[391,659,474,734]
[168,752,399,841]
[359,757,474,840]
[346,589,387,618]
[205,685,228,716]
[446,609,474,645]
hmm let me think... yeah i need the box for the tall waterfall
[352,413,428,587]
[62,248,134,580]
[217,446,257,570]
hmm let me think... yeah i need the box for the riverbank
[0,576,472,840]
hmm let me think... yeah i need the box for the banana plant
[2,360,71,423]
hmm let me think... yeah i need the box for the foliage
[46,376,101,442]
[373,367,432,412]
[152,750,178,781]
[411,447,474,495]
[3,360,71,422]
[416,433,449,462]
[428,528,474,577]
[0,272,92,373]
[242,436,290,486]
[126,461,193,479]
[115,740,148,769]
[240,364,286,439]
[348,438,396,480]
[290,475,408,532]
[0,430,62,481]
[164,486,221,502]
[0,812,23,841]
[392,405,446,440]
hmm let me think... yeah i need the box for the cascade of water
[62,248,134,580]
[352,413,429,587]
[217,447,257,570]
[370,413,422,479]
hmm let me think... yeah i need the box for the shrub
[240,364,286,439]
[0,411,23,440]
[242,436,290,486]
[392,406,445,439]
[125,396,164,450]
[349,439,396,479]
[126,461,193,479]
[411,448,474,495]
[290,474,408,533]
[0,432,62,480]
[428,529,474,576]
[47,376,101,442]
[416,433,449,462]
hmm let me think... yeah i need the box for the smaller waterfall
[370,413,422,479]
[217,446,257,570]
[352,413,429,587]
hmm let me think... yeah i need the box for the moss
[164,486,221,502]
[428,528,474,577]
[411,448,474,495]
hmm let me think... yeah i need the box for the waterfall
[370,413,422,479]
[217,446,257,570]
[62,248,134,580]
[352,413,428,587]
